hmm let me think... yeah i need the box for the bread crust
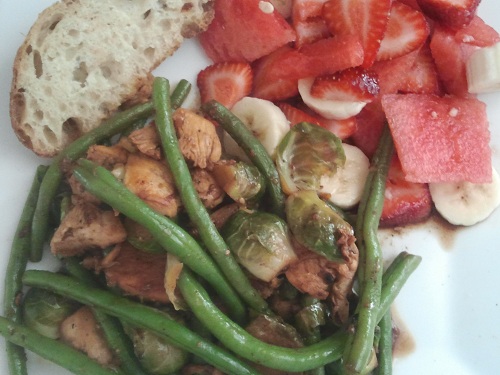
[10,0,214,157]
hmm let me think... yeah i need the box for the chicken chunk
[86,144,129,169]
[102,242,169,304]
[128,124,162,160]
[173,108,221,169]
[285,230,359,325]
[59,306,115,366]
[67,174,101,205]
[50,202,127,257]
[123,153,181,217]
[191,168,225,209]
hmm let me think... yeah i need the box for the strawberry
[279,102,357,139]
[380,155,432,228]
[293,18,330,47]
[197,62,253,109]
[351,100,386,158]
[376,1,430,62]
[397,0,422,10]
[252,46,299,101]
[416,0,481,29]
[372,48,421,94]
[322,0,392,68]
[310,67,380,102]
[292,0,328,22]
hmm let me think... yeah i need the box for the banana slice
[319,144,370,209]
[298,77,366,120]
[466,42,500,94]
[429,167,500,226]
[224,96,290,160]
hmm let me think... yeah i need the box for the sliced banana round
[298,77,366,120]
[224,96,290,161]
[429,167,500,226]
[319,143,370,209]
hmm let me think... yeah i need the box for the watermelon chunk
[199,0,296,63]
[381,94,492,183]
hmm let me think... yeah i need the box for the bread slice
[10,0,214,157]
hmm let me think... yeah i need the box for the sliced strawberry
[397,0,422,11]
[372,48,421,94]
[292,0,328,22]
[252,46,299,101]
[416,0,481,29]
[322,0,392,68]
[199,0,296,63]
[278,102,357,139]
[197,62,253,108]
[376,1,430,62]
[351,100,386,158]
[293,17,330,47]
[310,67,380,102]
[380,155,432,228]
[398,43,441,95]
[253,35,364,81]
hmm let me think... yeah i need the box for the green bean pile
[1,77,421,375]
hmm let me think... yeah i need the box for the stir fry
[1,77,421,375]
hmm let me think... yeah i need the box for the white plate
[0,1,499,374]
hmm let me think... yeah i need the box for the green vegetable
[285,190,353,261]
[124,218,164,254]
[212,160,266,206]
[170,79,192,110]
[22,270,259,375]
[30,101,155,262]
[3,165,47,375]
[374,311,393,375]
[276,122,345,194]
[22,287,79,339]
[342,124,394,375]
[73,159,245,323]
[0,316,125,375]
[222,210,296,282]
[294,296,327,346]
[153,77,268,317]
[201,99,286,218]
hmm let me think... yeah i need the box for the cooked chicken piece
[60,306,115,366]
[209,203,240,230]
[123,153,181,217]
[191,168,225,209]
[128,124,162,160]
[50,202,127,257]
[86,144,129,170]
[67,174,101,205]
[102,242,169,303]
[182,365,224,375]
[173,108,221,169]
[285,230,359,325]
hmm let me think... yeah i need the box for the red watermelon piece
[199,0,296,63]
[381,94,492,183]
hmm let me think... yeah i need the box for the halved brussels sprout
[124,218,163,254]
[276,122,346,194]
[285,190,353,261]
[22,287,80,339]
[222,210,297,282]
[212,159,266,206]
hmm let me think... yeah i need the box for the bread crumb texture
[10,0,214,157]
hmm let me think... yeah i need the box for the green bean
[153,77,269,316]
[0,316,125,375]
[64,258,149,375]
[171,79,192,109]
[3,165,47,375]
[177,270,347,372]
[201,100,286,218]
[72,159,245,322]
[22,270,259,375]
[30,101,155,262]
[343,124,394,375]
[374,311,393,375]
[379,252,422,320]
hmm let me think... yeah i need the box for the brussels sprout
[212,159,266,206]
[294,296,327,345]
[222,210,297,282]
[285,190,353,261]
[22,287,80,339]
[125,323,189,374]
[124,217,163,254]
[276,122,345,194]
